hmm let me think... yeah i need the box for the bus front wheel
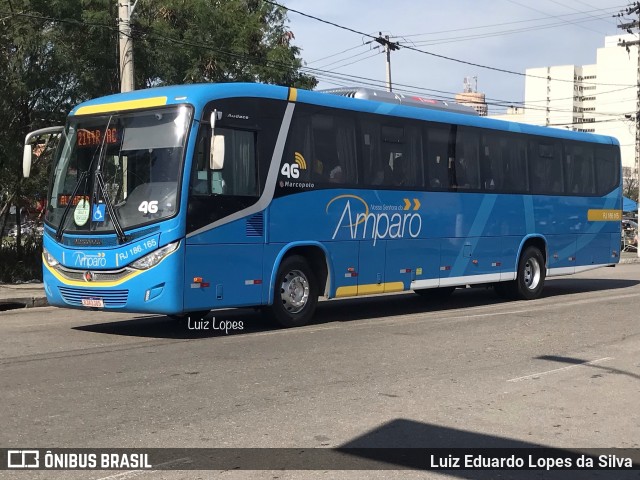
[267,255,318,328]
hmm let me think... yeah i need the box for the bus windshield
[46,106,192,235]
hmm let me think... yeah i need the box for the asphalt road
[1,264,640,480]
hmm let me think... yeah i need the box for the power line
[400,4,626,38]
[410,13,616,48]
[4,7,634,119]
[307,43,370,65]
[264,0,635,87]
[504,0,609,35]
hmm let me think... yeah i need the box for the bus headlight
[131,241,179,270]
[43,248,59,267]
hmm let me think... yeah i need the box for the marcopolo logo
[326,195,422,246]
[73,251,107,268]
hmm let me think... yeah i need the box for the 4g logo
[138,201,158,215]
[280,152,307,179]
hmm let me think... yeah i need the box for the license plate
[82,298,104,308]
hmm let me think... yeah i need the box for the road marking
[507,357,614,383]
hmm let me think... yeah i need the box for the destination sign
[76,128,119,147]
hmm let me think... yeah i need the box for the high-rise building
[455,77,488,116]
[489,34,637,178]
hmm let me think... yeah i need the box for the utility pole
[118,0,138,92]
[374,33,400,92]
[617,2,640,257]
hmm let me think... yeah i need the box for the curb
[619,256,640,264]
[0,294,48,311]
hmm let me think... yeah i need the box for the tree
[134,0,316,89]
[0,0,315,254]
[624,173,639,202]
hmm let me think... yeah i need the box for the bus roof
[70,82,619,146]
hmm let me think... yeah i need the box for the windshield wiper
[55,119,112,242]
[55,171,88,241]
[94,171,127,244]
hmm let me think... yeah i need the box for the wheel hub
[524,257,541,290]
[281,270,309,313]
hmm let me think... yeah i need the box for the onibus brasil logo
[326,195,422,246]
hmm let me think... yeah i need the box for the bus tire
[513,246,546,300]
[267,255,318,328]
[414,287,455,301]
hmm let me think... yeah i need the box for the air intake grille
[62,226,159,247]
[246,213,264,237]
[58,287,128,307]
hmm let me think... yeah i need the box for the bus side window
[565,143,595,194]
[454,127,480,189]
[311,113,357,185]
[530,140,563,194]
[381,125,407,187]
[424,125,451,189]
[595,146,619,195]
[504,136,529,193]
[361,120,384,186]
[481,133,505,191]
[403,125,423,188]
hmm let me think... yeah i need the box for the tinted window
[284,107,357,185]
[361,119,384,185]
[529,140,563,194]
[424,124,452,189]
[595,146,620,195]
[454,127,480,189]
[481,133,506,191]
[504,135,529,193]
[564,143,595,194]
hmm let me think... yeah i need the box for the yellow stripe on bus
[74,97,168,116]
[43,256,143,287]
[42,247,178,288]
[587,209,622,221]
[335,282,405,298]
[288,88,298,102]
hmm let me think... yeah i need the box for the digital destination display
[58,195,90,207]
[76,128,119,147]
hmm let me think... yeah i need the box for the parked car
[7,221,41,238]
[621,219,638,251]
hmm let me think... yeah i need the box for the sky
[283,0,631,115]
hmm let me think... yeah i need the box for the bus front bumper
[42,247,184,315]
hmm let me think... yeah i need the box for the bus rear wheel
[267,255,318,328]
[496,246,545,300]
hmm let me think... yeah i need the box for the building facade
[490,35,638,180]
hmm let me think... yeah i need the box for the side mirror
[210,135,225,170]
[22,125,64,178]
[23,144,33,178]
[208,109,224,170]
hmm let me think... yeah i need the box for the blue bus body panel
[42,83,621,315]
[42,229,185,314]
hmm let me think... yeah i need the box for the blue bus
[23,83,622,327]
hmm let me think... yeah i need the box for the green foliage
[0,234,43,283]
[133,0,316,89]
[0,0,315,280]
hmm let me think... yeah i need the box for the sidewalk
[0,283,48,311]
[1,252,638,311]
